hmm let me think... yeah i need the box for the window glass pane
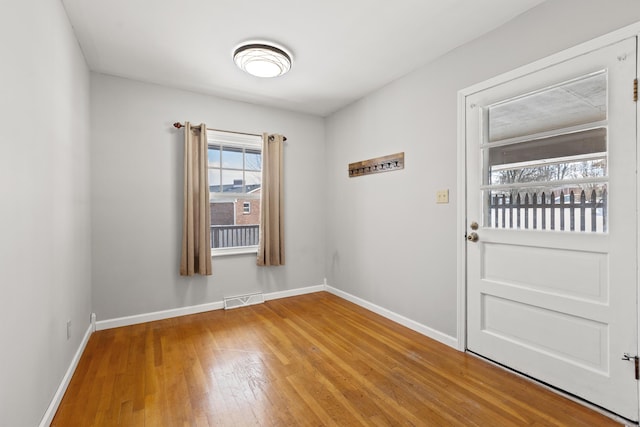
[207,135,262,250]
[487,128,607,185]
[221,170,244,192]
[208,146,220,167]
[208,169,220,192]
[485,183,607,232]
[245,171,261,192]
[210,200,260,248]
[210,202,234,226]
[222,147,243,169]
[488,72,606,142]
[245,149,262,171]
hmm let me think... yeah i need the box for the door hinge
[634,78,638,102]
[622,353,639,379]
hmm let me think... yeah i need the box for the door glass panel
[488,72,606,142]
[483,73,608,233]
[486,128,607,185]
[486,184,607,232]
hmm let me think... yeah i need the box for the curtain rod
[173,122,287,141]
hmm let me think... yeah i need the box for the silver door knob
[467,232,479,242]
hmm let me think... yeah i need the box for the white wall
[90,74,325,320]
[325,0,640,340]
[0,0,91,425]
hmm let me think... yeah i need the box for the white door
[465,37,638,421]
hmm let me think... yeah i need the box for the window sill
[212,246,258,257]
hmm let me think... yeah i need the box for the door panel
[481,294,608,373]
[482,243,608,302]
[466,37,638,421]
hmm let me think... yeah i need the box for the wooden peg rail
[348,152,404,178]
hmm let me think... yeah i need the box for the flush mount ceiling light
[233,43,292,78]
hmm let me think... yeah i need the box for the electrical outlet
[66,320,71,340]
[436,189,449,204]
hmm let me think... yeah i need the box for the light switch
[436,189,449,204]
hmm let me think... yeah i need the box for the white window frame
[243,201,251,214]
[208,130,262,256]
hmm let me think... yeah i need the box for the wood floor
[52,292,621,426]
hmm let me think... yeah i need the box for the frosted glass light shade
[233,43,291,78]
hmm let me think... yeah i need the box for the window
[207,131,262,255]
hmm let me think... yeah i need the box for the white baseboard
[95,284,327,331]
[95,300,225,331]
[325,285,459,349]
[39,323,93,427]
[264,284,326,301]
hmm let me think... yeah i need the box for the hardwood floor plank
[52,292,622,426]
[279,313,457,426]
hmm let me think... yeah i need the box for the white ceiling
[61,0,546,117]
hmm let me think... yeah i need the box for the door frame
[455,21,640,413]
